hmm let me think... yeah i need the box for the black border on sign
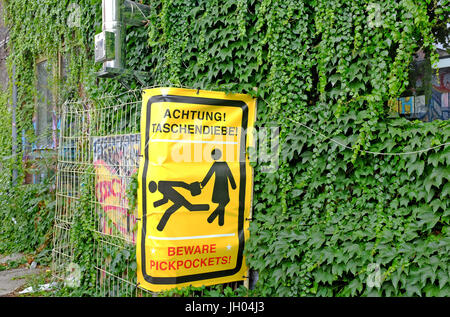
[141,94,249,285]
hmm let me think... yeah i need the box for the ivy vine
[1,0,449,297]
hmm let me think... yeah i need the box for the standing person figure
[200,148,236,226]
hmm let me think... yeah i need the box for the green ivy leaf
[313,269,334,285]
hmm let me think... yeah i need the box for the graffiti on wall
[390,67,450,121]
[92,134,140,243]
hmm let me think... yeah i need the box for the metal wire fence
[51,89,152,296]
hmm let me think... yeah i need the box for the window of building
[35,58,54,150]
[27,54,67,184]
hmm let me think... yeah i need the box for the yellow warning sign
[136,87,257,292]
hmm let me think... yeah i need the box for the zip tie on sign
[286,117,450,156]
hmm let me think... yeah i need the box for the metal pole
[11,64,18,185]
[97,0,150,78]
[103,0,125,71]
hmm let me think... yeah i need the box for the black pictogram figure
[149,180,209,231]
[201,149,236,226]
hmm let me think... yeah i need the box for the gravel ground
[0,253,43,297]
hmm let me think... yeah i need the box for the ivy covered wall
[1,0,449,296]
